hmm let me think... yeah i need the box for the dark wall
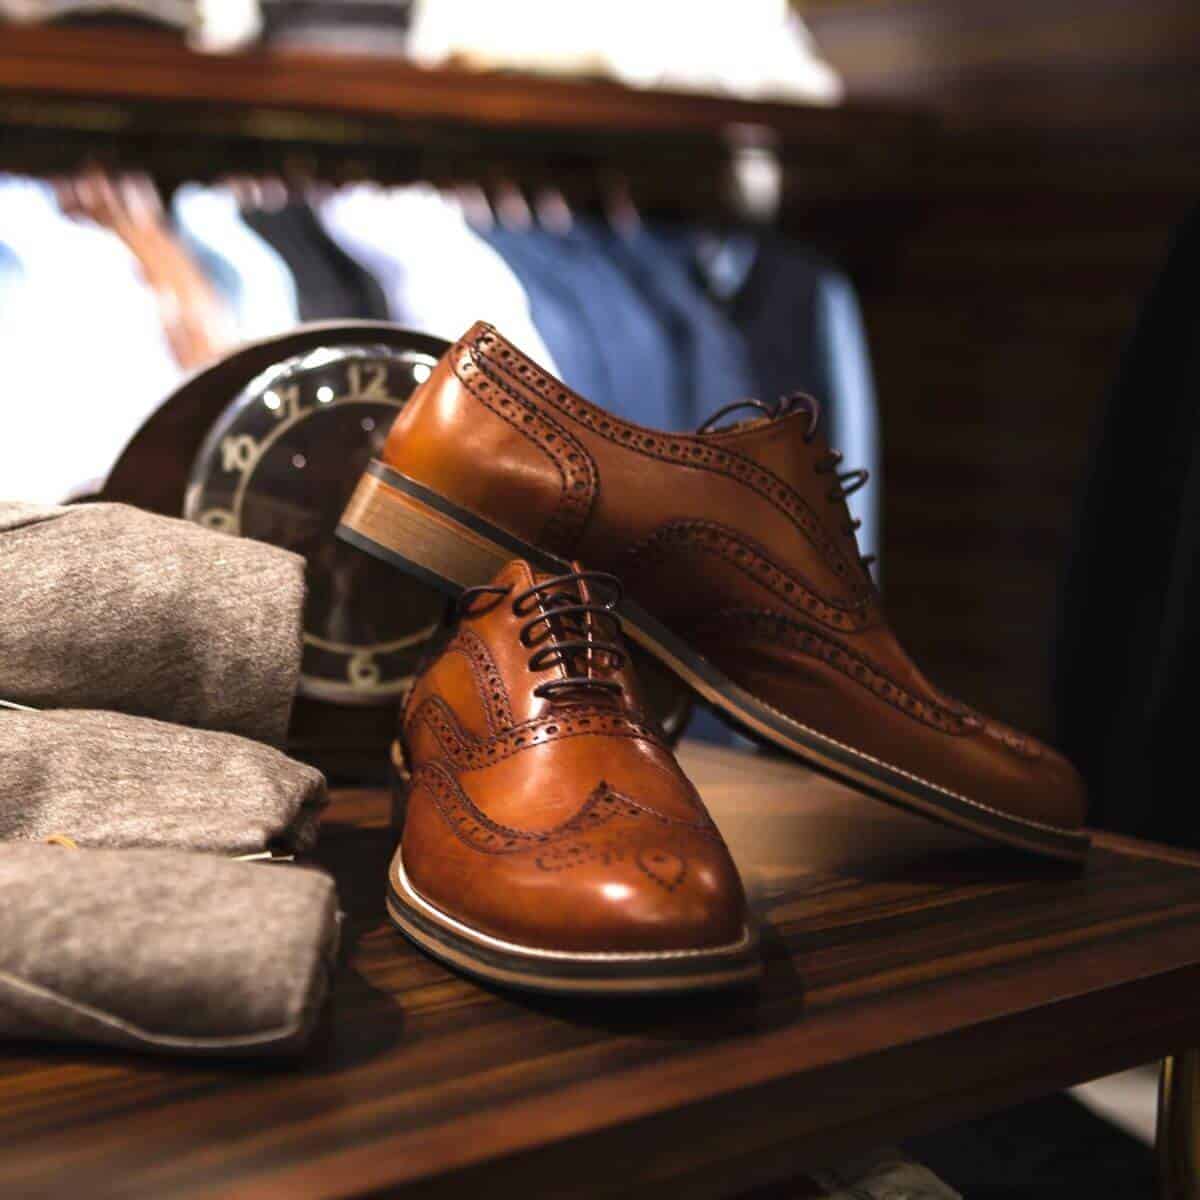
[805,0,1198,735]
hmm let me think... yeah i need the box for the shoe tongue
[696,398,776,436]
[533,559,589,599]
[697,392,819,437]
[530,560,588,657]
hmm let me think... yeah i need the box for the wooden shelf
[0,26,924,146]
[4,750,1200,1197]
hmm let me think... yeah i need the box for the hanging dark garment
[1054,203,1200,846]
[244,203,388,321]
[480,226,613,411]
[527,224,679,429]
[696,231,882,575]
[575,219,755,430]
[725,235,828,411]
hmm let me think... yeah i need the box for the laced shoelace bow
[458,570,628,701]
[697,392,875,570]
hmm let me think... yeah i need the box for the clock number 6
[348,651,382,689]
[198,508,238,533]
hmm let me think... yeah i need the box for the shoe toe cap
[430,823,748,956]
[971,719,1089,832]
[575,832,749,953]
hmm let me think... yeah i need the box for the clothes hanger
[227,173,267,212]
[492,176,534,232]
[604,171,642,237]
[118,171,170,233]
[301,171,335,207]
[452,181,495,231]
[534,185,573,235]
[218,174,245,206]
[259,174,290,212]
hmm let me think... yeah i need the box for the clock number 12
[347,362,389,400]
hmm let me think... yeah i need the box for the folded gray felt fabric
[0,845,340,1055]
[0,501,305,745]
[0,709,328,855]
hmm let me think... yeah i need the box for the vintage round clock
[183,343,444,704]
[103,322,691,776]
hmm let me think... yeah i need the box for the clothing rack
[0,25,930,245]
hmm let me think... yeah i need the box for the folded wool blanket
[0,501,305,745]
[0,709,328,856]
[0,845,340,1055]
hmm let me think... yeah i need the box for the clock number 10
[221,434,259,474]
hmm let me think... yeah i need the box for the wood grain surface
[1,743,1198,1198]
[0,26,929,239]
[0,25,922,142]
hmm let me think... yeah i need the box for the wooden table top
[3,743,1199,1199]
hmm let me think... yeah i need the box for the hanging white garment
[318,184,559,372]
[0,177,181,504]
[172,183,301,342]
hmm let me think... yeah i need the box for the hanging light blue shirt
[172,183,301,341]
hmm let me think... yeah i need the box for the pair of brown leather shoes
[339,321,1090,995]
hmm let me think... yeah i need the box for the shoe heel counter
[380,339,567,547]
[380,351,471,484]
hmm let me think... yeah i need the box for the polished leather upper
[399,559,748,953]
[384,322,1087,834]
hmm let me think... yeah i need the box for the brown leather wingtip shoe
[386,559,758,995]
[340,322,1090,864]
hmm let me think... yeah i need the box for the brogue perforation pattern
[452,345,596,554]
[981,721,1043,760]
[470,327,867,595]
[617,519,873,632]
[407,695,669,772]
[444,629,514,733]
[414,763,717,857]
[697,609,977,735]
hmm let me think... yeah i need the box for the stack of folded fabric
[0,845,338,1055]
[0,709,327,857]
[0,501,339,1057]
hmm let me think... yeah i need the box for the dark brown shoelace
[459,570,627,701]
[698,392,876,569]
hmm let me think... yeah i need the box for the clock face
[184,344,445,705]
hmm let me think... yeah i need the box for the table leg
[1159,1054,1200,1199]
